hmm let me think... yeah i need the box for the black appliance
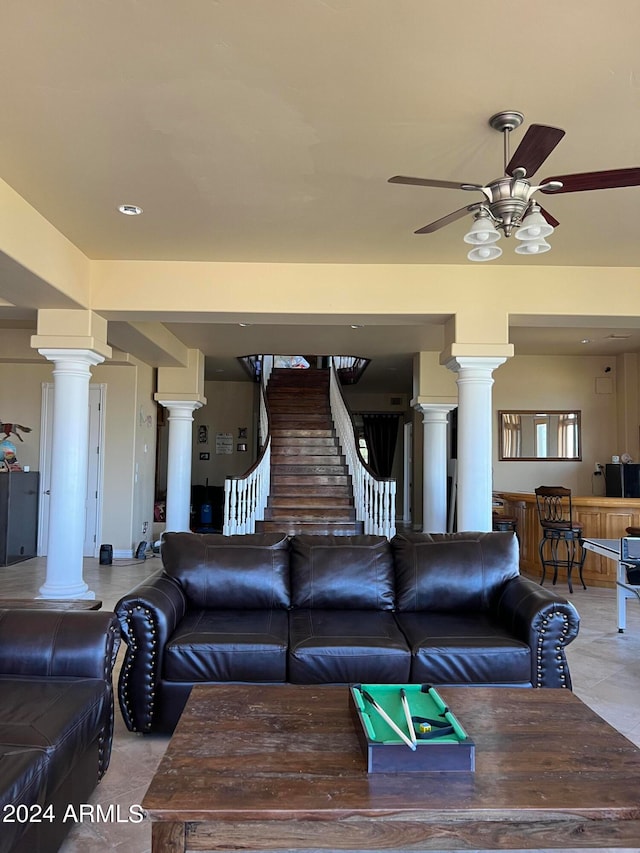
[605,463,640,498]
[0,470,39,565]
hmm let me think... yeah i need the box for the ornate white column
[37,348,105,599]
[157,400,202,532]
[414,403,456,533]
[445,356,506,532]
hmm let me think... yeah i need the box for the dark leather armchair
[0,609,120,853]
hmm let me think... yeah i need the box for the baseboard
[113,549,134,560]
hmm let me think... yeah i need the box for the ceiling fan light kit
[463,210,501,245]
[514,202,554,241]
[467,244,503,262]
[514,237,551,255]
[389,110,640,262]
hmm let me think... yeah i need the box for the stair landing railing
[328,357,396,539]
[223,356,273,535]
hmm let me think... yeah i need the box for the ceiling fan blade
[506,124,565,178]
[414,206,475,234]
[389,175,481,191]
[539,167,640,194]
[538,205,560,229]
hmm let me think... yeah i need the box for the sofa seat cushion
[0,745,50,852]
[163,609,288,682]
[395,612,531,685]
[288,610,411,684]
[0,677,109,795]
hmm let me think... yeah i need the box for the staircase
[256,367,364,536]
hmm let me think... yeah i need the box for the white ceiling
[1,1,640,386]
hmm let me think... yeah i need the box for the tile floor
[1,554,640,853]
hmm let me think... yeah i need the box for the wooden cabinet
[496,491,640,589]
[0,471,39,566]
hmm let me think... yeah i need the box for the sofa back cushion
[161,532,290,609]
[391,532,519,612]
[290,535,395,610]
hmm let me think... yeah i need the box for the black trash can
[99,543,113,565]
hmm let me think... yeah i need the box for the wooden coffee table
[142,684,640,851]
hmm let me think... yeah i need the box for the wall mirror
[498,410,581,461]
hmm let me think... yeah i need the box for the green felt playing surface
[351,683,469,745]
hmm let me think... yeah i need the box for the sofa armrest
[0,609,120,681]
[492,576,580,688]
[114,570,186,733]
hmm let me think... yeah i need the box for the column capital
[411,400,457,422]
[154,396,205,411]
[37,347,106,368]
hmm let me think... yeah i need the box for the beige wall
[492,354,617,496]
[191,380,258,488]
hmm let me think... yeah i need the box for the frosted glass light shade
[464,213,501,245]
[515,237,551,255]
[515,204,554,240]
[467,244,503,262]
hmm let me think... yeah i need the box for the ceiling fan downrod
[489,111,525,175]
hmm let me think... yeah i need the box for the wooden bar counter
[496,492,640,589]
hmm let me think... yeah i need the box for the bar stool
[534,486,586,594]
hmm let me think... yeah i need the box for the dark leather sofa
[0,609,120,853]
[115,531,580,734]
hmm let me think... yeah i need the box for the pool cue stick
[400,688,417,745]
[361,689,416,751]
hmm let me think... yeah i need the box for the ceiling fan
[389,110,640,261]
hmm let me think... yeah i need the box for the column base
[37,583,96,600]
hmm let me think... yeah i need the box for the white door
[38,383,105,557]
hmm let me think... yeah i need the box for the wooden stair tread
[265,509,356,521]
[269,496,353,508]
[271,474,351,487]
[270,445,341,456]
[270,484,352,497]
[272,429,335,438]
[256,520,364,536]
[270,464,350,476]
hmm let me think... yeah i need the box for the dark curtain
[362,414,400,478]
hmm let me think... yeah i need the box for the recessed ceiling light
[118,204,143,216]
[580,339,591,344]
[350,324,364,329]
[238,323,252,327]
